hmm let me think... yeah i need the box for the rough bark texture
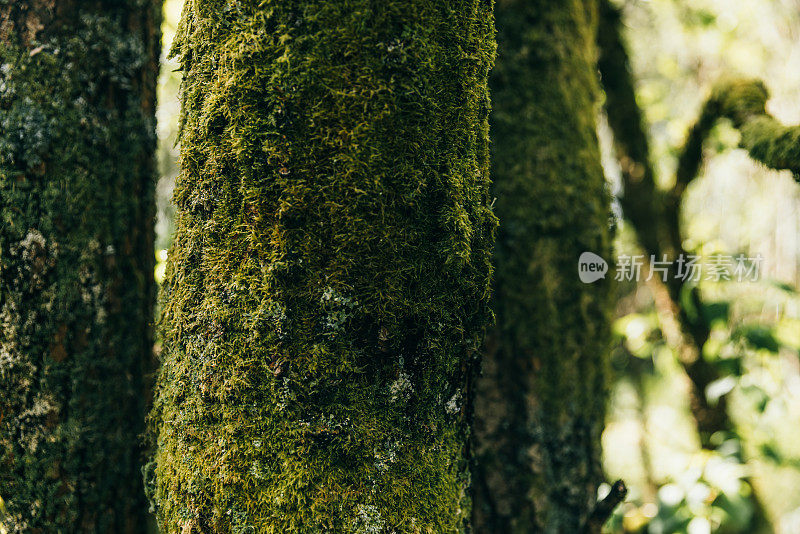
[0,0,160,532]
[472,1,614,532]
[148,1,496,532]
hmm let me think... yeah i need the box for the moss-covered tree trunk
[472,1,614,532]
[0,0,160,532]
[148,1,496,532]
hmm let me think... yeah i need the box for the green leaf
[701,300,730,326]
[734,324,780,353]
[759,442,784,464]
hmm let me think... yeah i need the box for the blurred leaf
[712,491,753,529]
[703,329,727,360]
[776,317,800,351]
[712,355,743,378]
[733,324,780,353]
[770,280,798,294]
[759,442,784,464]
[740,384,770,413]
[615,313,660,359]
[701,300,730,327]
[714,438,743,460]
[706,376,736,405]
[651,508,692,534]
[680,284,702,324]
[683,8,717,28]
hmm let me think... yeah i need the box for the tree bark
[148,1,496,532]
[0,0,160,532]
[472,1,614,532]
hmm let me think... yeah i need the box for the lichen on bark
[471,0,615,532]
[148,1,496,532]
[0,0,160,532]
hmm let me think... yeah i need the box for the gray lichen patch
[354,504,385,534]
[388,371,413,403]
[445,391,462,416]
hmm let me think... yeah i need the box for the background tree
[597,0,800,531]
[148,1,496,532]
[598,0,800,453]
[0,0,160,532]
[471,0,616,532]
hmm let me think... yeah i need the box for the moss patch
[149,1,496,532]
[0,0,160,532]
[472,0,615,532]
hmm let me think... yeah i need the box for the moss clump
[149,1,496,532]
[672,77,800,184]
[0,1,160,532]
[472,0,614,532]
[709,78,800,177]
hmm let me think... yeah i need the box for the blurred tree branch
[582,480,628,534]
[597,0,728,446]
[595,1,800,530]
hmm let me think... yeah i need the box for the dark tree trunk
[0,0,160,532]
[148,1,496,532]
[472,0,614,532]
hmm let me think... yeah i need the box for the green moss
[674,78,800,181]
[708,79,800,177]
[472,0,614,532]
[149,1,496,532]
[0,1,160,532]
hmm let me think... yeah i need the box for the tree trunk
[148,1,496,532]
[472,1,614,532]
[0,0,160,532]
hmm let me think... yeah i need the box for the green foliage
[609,272,800,532]
[148,1,496,532]
[0,0,160,531]
[645,447,756,534]
[598,0,800,530]
[607,439,762,534]
[732,324,780,354]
